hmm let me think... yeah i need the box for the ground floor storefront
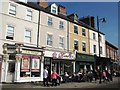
[44,50,75,80]
[1,43,44,83]
[75,53,96,73]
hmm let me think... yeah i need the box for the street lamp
[97,16,106,84]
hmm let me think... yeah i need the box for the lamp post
[97,16,106,84]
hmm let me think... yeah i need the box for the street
[0,77,119,90]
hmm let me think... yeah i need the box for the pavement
[0,77,119,89]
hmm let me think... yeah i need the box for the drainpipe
[37,10,40,48]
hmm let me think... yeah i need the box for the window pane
[74,26,78,34]
[9,4,16,15]
[47,34,52,46]
[27,10,32,21]
[25,30,31,43]
[48,17,53,26]
[7,26,14,39]
[82,28,86,36]
[82,42,86,52]
[59,37,64,48]
[74,40,78,50]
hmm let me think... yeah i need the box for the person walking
[102,70,107,83]
[51,70,59,86]
[43,67,49,86]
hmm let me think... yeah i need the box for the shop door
[6,61,15,82]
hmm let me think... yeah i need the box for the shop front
[1,43,44,83]
[76,53,96,73]
[44,50,75,77]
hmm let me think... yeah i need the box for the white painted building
[89,29,106,57]
[0,0,44,83]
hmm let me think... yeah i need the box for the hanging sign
[21,56,30,72]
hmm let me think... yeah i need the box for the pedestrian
[93,70,98,82]
[102,70,107,83]
[43,67,49,86]
[51,70,59,86]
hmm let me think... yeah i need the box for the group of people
[43,67,114,87]
[43,67,60,87]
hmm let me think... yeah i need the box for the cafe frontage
[1,43,44,83]
[44,50,76,78]
[75,53,96,73]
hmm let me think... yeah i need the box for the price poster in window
[31,56,40,72]
[21,56,30,72]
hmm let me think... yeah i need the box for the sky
[49,2,118,47]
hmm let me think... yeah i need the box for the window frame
[48,16,53,26]
[74,40,79,50]
[9,3,16,16]
[6,25,14,40]
[59,21,64,30]
[93,33,96,40]
[59,36,64,48]
[74,25,78,34]
[25,30,31,43]
[100,46,103,54]
[82,28,86,36]
[47,34,53,46]
[82,42,86,52]
[26,9,32,21]
[93,45,96,53]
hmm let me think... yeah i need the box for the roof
[16,1,105,35]
[106,40,118,50]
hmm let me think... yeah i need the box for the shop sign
[22,50,42,55]
[52,52,75,60]
[21,56,30,72]
[76,53,95,61]
[31,56,40,72]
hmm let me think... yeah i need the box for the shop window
[20,55,41,77]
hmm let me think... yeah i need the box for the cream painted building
[0,0,44,83]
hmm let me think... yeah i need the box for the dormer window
[52,6,56,14]
[51,3,58,15]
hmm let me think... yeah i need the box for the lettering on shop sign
[22,50,42,55]
[52,52,75,59]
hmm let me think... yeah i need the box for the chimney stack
[79,16,95,28]
[58,5,67,16]
[37,0,48,8]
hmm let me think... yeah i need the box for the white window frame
[74,40,79,50]
[74,25,78,34]
[9,3,16,16]
[48,16,53,26]
[59,21,64,30]
[47,34,53,46]
[93,33,96,40]
[26,9,32,21]
[82,42,86,52]
[52,6,57,14]
[93,45,96,53]
[59,36,64,48]
[82,28,86,36]
[6,25,14,40]
[100,46,103,55]
[25,30,31,43]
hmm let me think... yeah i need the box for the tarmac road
[1,77,119,90]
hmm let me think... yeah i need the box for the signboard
[21,56,30,72]
[31,56,40,72]
[22,50,42,55]
[44,51,75,60]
